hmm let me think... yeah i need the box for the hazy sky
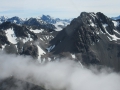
[0,0,120,18]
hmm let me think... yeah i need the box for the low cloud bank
[0,52,120,90]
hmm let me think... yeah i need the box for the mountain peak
[47,12,120,70]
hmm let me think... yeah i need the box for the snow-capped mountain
[0,15,72,31]
[41,15,71,24]
[24,17,56,30]
[0,22,58,60]
[47,12,120,71]
[41,15,72,31]
[0,12,120,71]
[1,12,120,90]
[7,16,24,25]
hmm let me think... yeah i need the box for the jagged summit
[7,16,24,25]
[45,12,120,70]
[41,15,56,24]
[49,12,119,53]
[40,15,72,31]
[41,14,71,24]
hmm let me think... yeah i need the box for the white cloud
[0,52,120,90]
[0,0,120,18]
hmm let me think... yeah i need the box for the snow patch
[107,36,112,41]
[37,45,46,61]
[23,37,32,43]
[90,23,95,27]
[89,19,95,27]
[71,54,75,59]
[46,45,55,52]
[78,61,83,68]
[54,21,69,31]
[48,58,51,61]
[5,28,17,44]
[114,30,120,35]
[30,29,43,33]
[96,31,99,34]
[14,20,17,23]
[46,35,49,39]
[22,34,33,43]
[1,44,6,50]
[103,24,108,27]
[40,38,43,41]
[102,24,120,41]
[112,21,119,27]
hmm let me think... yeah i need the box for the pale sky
[0,0,120,18]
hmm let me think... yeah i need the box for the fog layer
[0,52,120,90]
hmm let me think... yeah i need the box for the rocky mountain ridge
[0,12,120,71]
[0,15,72,31]
[47,12,120,71]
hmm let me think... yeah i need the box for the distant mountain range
[0,15,72,31]
[112,15,120,20]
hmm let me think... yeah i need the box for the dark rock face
[22,44,38,58]
[0,77,46,90]
[0,22,58,59]
[50,12,114,53]
[4,44,18,54]
[0,30,10,47]
[48,12,120,71]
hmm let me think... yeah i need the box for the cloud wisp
[0,52,120,90]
